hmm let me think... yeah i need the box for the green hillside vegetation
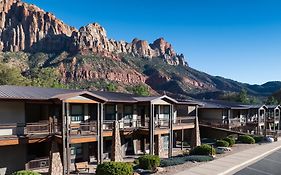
[0,52,280,100]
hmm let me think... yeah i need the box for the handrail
[26,157,49,170]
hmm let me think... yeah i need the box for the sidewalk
[175,139,281,175]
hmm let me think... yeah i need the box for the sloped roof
[0,85,80,100]
[199,99,249,109]
[91,91,138,103]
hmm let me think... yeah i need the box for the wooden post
[62,101,66,175]
[149,103,155,155]
[168,104,173,158]
[66,102,71,175]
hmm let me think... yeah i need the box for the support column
[49,141,63,175]
[228,109,231,129]
[149,103,155,155]
[111,121,123,161]
[181,129,184,150]
[191,105,201,148]
[155,134,163,157]
[62,102,67,175]
[98,103,104,164]
[66,102,71,175]
[97,103,101,164]
[168,104,173,158]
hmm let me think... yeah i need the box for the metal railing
[155,118,169,128]
[174,117,195,125]
[200,119,232,129]
[0,122,51,138]
[0,123,24,136]
[70,121,97,135]
[26,157,49,170]
[25,122,50,134]
[103,120,114,131]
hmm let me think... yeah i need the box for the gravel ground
[155,143,261,175]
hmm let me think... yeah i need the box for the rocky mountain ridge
[0,0,280,99]
[0,0,186,66]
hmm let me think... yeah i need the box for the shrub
[223,137,235,147]
[216,140,229,147]
[253,136,264,143]
[96,162,133,175]
[190,144,216,155]
[138,154,160,170]
[238,135,255,144]
[12,171,41,175]
[160,155,213,167]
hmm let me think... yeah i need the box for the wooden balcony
[70,121,97,136]
[25,157,49,170]
[25,122,50,135]
[0,121,51,140]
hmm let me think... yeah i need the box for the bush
[12,171,41,175]
[138,154,160,170]
[223,137,235,147]
[96,162,133,175]
[238,135,255,144]
[253,136,264,143]
[216,140,230,147]
[160,155,214,167]
[190,144,216,155]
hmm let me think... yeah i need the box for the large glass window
[163,105,170,119]
[124,105,133,119]
[105,104,116,120]
[71,144,83,157]
[70,104,84,122]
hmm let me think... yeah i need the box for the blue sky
[24,0,281,85]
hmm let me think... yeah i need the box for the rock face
[0,0,76,52]
[73,23,187,65]
[0,0,187,66]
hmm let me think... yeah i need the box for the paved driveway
[234,148,281,175]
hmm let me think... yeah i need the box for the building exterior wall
[0,102,25,136]
[0,144,27,175]
[198,109,223,121]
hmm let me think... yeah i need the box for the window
[124,105,133,119]
[71,144,83,157]
[70,104,84,122]
[105,104,116,120]
[163,106,170,119]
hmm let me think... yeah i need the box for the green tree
[29,68,65,88]
[266,96,279,105]
[237,89,250,104]
[133,84,150,96]
[106,83,117,92]
[0,63,30,86]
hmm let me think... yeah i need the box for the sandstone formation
[0,0,187,66]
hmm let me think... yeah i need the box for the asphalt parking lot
[234,148,281,175]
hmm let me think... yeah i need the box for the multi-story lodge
[0,85,200,174]
[198,100,280,135]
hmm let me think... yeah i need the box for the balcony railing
[0,122,50,138]
[0,123,24,137]
[174,117,195,125]
[199,119,229,129]
[155,118,169,128]
[25,122,50,135]
[103,120,114,131]
[25,157,49,170]
[70,121,97,135]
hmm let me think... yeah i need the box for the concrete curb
[219,141,281,175]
